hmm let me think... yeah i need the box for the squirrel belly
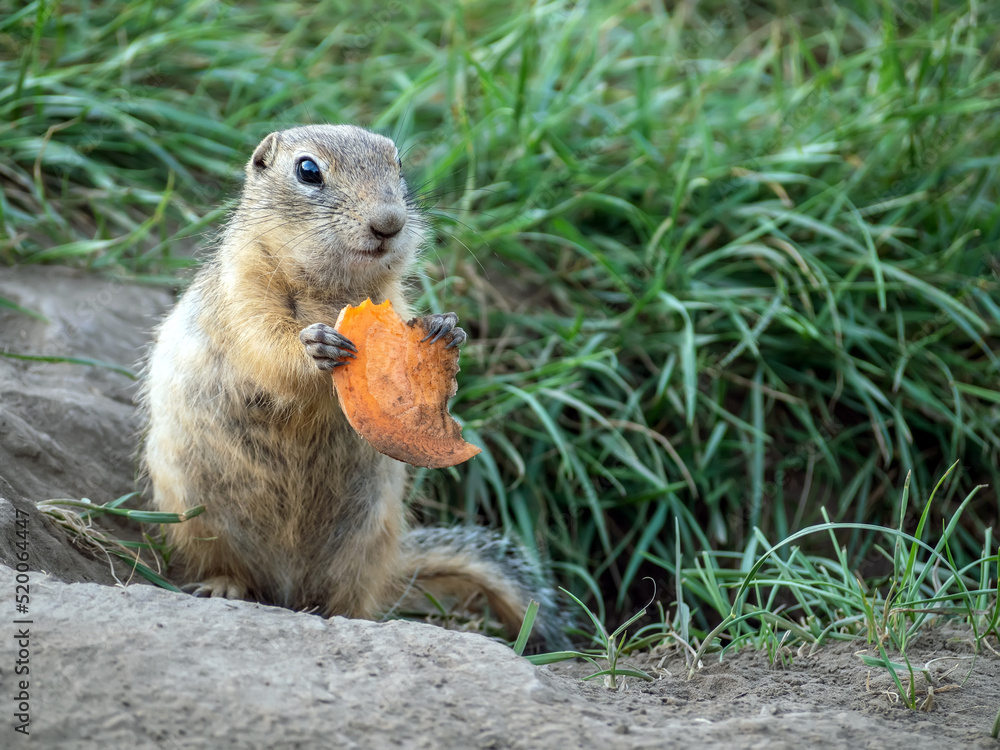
[139,124,566,645]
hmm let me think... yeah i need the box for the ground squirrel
[140,125,563,645]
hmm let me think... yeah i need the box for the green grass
[682,465,998,659]
[527,464,996,707]
[37,493,205,590]
[2,0,998,647]
[655,464,999,656]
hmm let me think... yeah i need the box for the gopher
[140,125,562,644]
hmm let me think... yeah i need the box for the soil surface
[1,265,998,749]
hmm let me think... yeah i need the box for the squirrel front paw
[409,312,467,349]
[299,322,358,371]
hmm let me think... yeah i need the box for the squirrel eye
[295,157,323,186]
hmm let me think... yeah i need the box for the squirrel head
[231,124,425,292]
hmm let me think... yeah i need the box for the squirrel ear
[248,133,279,175]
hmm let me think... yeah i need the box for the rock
[1,565,633,749]
[0,265,173,585]
[0,265,172,505]
[0,492,124,587]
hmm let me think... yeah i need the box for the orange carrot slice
[331,298,481,468]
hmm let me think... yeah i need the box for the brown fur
[141,126,565,644]
[142,126,430,618]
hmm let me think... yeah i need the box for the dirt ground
[1,265,998,749]
[553,629,1000,749]
[1,563,997,749]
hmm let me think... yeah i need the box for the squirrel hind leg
[182,575,250,600]
[398,527,571,650]
[166,516,259,605]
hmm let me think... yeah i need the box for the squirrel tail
[395,526,570,650]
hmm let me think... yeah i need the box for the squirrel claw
[444,328,467,349]
[182,576,249,601]
[300,322,357,371]
[412,312,466,348]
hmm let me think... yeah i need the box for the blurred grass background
[1,0,998,628]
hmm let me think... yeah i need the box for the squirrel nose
[369,206,406,240]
